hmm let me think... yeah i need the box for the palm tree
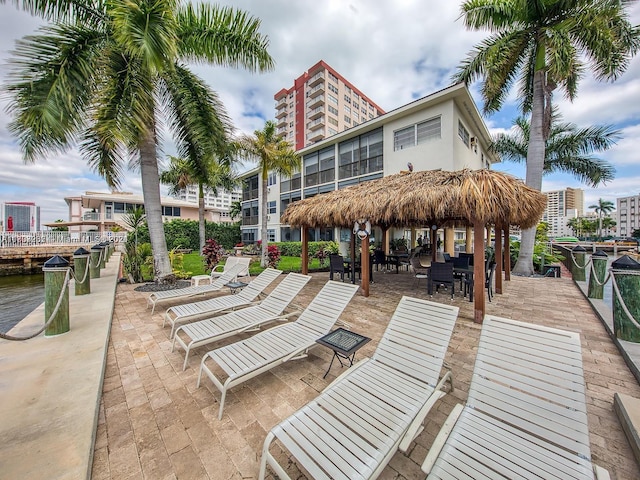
[229,201,242,221]
[4,1,273,282]
[492,111,618,186]
[235,120,301,267]
[602,217,617,238]
[160,155,235,253]
[455,0,639,276]
[589,199,615,239]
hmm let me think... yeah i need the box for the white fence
[0,231,128,248]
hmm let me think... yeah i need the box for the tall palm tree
[4,0,273,282]
[492,111,618,186]
[235,120,301,267]
[455,0,639,276]
[589,198,615,239]
[160,155,235,253]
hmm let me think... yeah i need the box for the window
[394,125,415,151]
[328,72,338,83]
[267,229,276,242]
[328,127,338,135]
[267,200,277,214]
[394,117,441,151]
[361,107,367,114]
[280,172,301,192]
[344,105,351,114]
[304,151,319,187]
[162,206,181,216]
[344,116,351,124]
[458,120,470,147]
[289,122,294,128]
[319,146,335,184]
[328,94,338,105]
[344,95,351,104]
[328,83,338,94]
[353,103,359,110]
[328,116,338,126]
[328,105,338,116]
[242,175,259,200]
[267,172,277,186]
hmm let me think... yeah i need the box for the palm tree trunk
[198,182,206,254]
[513,68,546,276]
[260,169,269,267]
[140,125,173,283]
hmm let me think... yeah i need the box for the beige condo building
[274,60,385,150]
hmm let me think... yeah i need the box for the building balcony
[307,106,324,120]
[306,130,325,143]
[307,71,325,88]
[307,84,325,98]
[307,118,325,131]
[277,117,288,128]
[306,96,324,110]
[275,97,287,109]
[275,108,287,119]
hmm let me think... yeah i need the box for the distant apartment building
[1,202,40,232]
[274,60,385,150]
[241,82,499,245]
[47,191,211,234]
[174,186,241,224]
[542,188,584,237]
[617,193,640,237]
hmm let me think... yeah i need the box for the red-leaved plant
[202,239,224,272]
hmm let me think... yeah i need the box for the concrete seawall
[0,253,120,480]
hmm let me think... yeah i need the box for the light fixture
[431,224,438,231]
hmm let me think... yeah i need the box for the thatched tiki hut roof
[281,169,546,229]
[281,169,546,323]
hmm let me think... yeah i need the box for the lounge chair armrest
[421,403,464,474]
[211,264,225,272]
[594,465,611,480]
[399,386,447,453]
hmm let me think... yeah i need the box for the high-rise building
[274,60,385,150]
[542,188,584,237]
[1,202,40,232]
[175,187,242,223]
[617,193,640,237]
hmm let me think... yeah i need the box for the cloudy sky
[1,1,639,225]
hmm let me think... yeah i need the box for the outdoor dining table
[386,253,409,273]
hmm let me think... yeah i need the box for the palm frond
[6,0,107,24]
[160,63,233,170]
[175,3,274,72]
[5,23,105,161]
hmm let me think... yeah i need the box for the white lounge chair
[172,272,311,370]
[422,315,610,480]
[163,268,283,338]
[259,296,460,480]
[198,280,360,419]
[191,256,251,286]
[147,263,244,314]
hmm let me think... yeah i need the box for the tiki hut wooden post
[495,224,503,294]
[504,233,511,281]
[361,235,370,297]
[301,227,309,275]
[473,219,486,323]
[465,226,473,253]
[430,226,437,263]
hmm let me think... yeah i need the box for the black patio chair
[464,261,497,302]
[329,254,349,282]
[443,252,452,262]
[459,252,474,266]
[451,256,470,292]
[428,262,455,299]
[373,250,389,271]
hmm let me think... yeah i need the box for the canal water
[0,274,45,334]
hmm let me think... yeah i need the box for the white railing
[0,232,128,248]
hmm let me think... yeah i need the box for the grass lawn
[179,253,328,277]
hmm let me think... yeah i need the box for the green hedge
[132,219,241,251]
[271,241,339,257]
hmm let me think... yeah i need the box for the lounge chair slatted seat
[422,315,608,480]
[147,264,245,314]
[172,272,311,370]
[163,268,282,338]
[259,296,459,480]
[198,280,360,419]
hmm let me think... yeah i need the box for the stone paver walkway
[92,270,640,480]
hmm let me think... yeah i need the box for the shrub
[202,239,224,272]
[267,245,281,269]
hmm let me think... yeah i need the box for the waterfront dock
[2,262,640,479]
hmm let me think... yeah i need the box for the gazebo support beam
[504,232,511,281]
[431,227,437,264]
[301,227,308,275]
[495,224,503,295]
[361,235,370,297]
[473,219,486,323]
